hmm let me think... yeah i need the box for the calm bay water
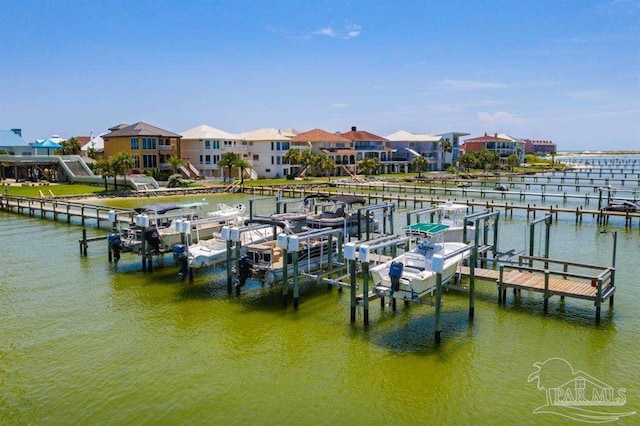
[2,178,640,424]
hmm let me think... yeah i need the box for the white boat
[305,195,378,237]
[183,219,289,270]
[157,203,247,248]
[245,230,338,284]
[370,223,469,301]
[270,194,329,233]
[438,201,475,243]
[118,201,208,254]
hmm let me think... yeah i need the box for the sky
[1,0,639,150]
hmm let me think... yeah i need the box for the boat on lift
[244,229,340,284]
[305,195,378,237]
[369,223,470,301]
[438,201,475,243]
[180,219,290,270]
[270,194,329,233]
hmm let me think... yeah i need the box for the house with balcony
[385,130,443,172]
[241,128,297,179]
[291,129,352,176]
[439,132,470,167]
[102,122,182,174]
[180,124,244,179]
[339,126,395,173]
[462,132,525,164]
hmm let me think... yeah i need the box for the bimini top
[329,195,366,205]
[134,200,208,214]
[438,201,468,211]
[404,223,450,237]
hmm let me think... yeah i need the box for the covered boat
[305,195,378,237]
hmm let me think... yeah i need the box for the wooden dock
[497,255,615,322]
[0,195,135,228]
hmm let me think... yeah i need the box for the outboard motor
[173,244,189,280]
[108,233,122,262]
[144,226,161,253]
[389,261,404,295]
[238,255,251,289]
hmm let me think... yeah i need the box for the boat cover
[403,223,450,237]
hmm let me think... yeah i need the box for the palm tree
[283,148,302,177]
[506,154,520,171]
[411,156,430,178]
[358,157,381,177]
[168,155,183,175]
[112,152,134,191]
[58,137,82,155]
[86,146,97,160]
[234,157,251,184]
[458,153,476,171]
[95,158,113,191]
[218,152,240,182]
[316,154,336,182]
[549,150,557,168]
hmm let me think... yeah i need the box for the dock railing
[498,254,615,322]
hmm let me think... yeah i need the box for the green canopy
[403,223,450,237]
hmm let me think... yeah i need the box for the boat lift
[264,227,346,309]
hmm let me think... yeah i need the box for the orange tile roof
[292,128,352,143]
[321,148,356,155]
[340,129,388,141]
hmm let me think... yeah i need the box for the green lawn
[2,183,106,198]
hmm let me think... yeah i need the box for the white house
[241,128,297,178]
[180,124,244,179]
[385,130,444,171]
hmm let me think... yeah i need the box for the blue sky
[1,0,638,150]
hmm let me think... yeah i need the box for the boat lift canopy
[403,223,450,237]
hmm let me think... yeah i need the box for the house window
[213,140,220,149]
[130,138,139,149]
[276,141,281,151]
[266,169,271,173]
[143,154,157,168]
[205,140,211,149]
[282,142,290,150]
[199,155,203,164]
[253,154,259,161]
[276,156,281,165]
[271,156,274,165]
[133,155,140,169]
[205,155,211,165]
[271,141,274,151]
[213,154,220,164]
[142,137,157,150]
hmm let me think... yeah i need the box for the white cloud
[309,24,361,40]
[476,111,524,125]
[441,79,508,90]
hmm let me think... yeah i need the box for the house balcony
[158,145,175,151]
[221,145,249,154]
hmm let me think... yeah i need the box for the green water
[2,193,639,425]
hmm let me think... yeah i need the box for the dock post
[543,271,550,313]
[469,247,477,320]
[327,234,333,290]
[234,242,242,295]
[350,259,357,323]
[282,248,289,307]
[434,273,443,344]
[362,261,370,326]
[141,239,147,272]
[226,240,233,294]
[82,228,88,257]
[595,277,603,323]
[292,250,299,309]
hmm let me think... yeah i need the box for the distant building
[340,126,396,173]
[525,139,557,155]
[0,128,32,155]
[81,133,107,159]
[462,132,525,164]
[102,122,182,174]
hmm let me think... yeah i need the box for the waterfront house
[180,124,244,180]
[439,132,470,167]
[102,122,182,174]
[291,129,350,176]
[385,130,443,172]
[462,132,525,164]
[340,126,396,173]
[241,128,297,179]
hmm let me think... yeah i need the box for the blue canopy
[33,138,62,155]
[33,139,62,149]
